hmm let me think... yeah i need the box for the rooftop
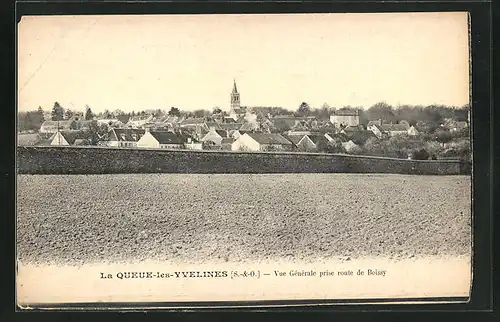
[247,133,293,145]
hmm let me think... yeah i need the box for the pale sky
[17,13,470,113]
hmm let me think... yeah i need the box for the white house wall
[201,131,223,145]
[185,142,203,150]
[330,115,359,127]
[231,134,260,151]
[136,132,160,148]
[50,132,69,146]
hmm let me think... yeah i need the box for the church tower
[230,79,240,114]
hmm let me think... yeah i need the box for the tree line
[18,101,470,133]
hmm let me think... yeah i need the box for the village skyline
[18,13,469,113]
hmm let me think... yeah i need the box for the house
[285,130,314,136]
[184,138,203,150]
[176,127,202,141]
[342,140,359,153]
[176,132,203,150]
[379,123,410,137]
[126,115,154,128]
[97,119,123,128]
[220,123,243,132]
[105,128,145,147]
[367,123,383,139]
[271,116,301,132]
[343,130,378,146]
[231,133,293,152]
[47,130,93,146]
[340,125,364,134]
[444,120,468,132]
[407,125,420,136]
[307,134,330,147]
[290,119,311,132]
[201,129,228,146]
[205,121,223,130]
[259,117,274,132]
[39,120,77,134]
[239,121,260,132]
[136,130,184,149]
[367,119,383,128]
[324,133,349,143]
[17,133,42,146]
[231,130,250,140]
[330,109,360,128]
[286,134,316,152]
[221,138,234,151]
[179,118,210,134]
[75,120,94,131]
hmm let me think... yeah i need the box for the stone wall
[16,146,471,175]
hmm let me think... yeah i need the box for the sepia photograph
[16,12,472,308]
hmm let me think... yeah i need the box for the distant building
[220,123,243,132]
[367,123,383,139]
[230,130,250,140]
[183,137,203,150]
[201,129,228,146]
[105,128,145,147]
[407,125,420,136]
[97,119,124,128]
[324,133,349,143]
[136,130,184,149]
[46,130,92,146]
[367,119,383,128]
[342,140,359,152]
[330,109,360,128]
[286,134,316,152]
[126,115,154,128]
[231,133,294,152]
[443,120,468,132]
[379,124,409,137]
[75,120,93,131]
[39,120,77,134]
[343,130,378,146]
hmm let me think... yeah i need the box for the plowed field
[16,174,471,265]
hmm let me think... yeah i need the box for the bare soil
[16,174,471,265]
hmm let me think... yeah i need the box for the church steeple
[232,79,238,94]
[230,79,240,114]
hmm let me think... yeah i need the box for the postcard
[16,12,472,309]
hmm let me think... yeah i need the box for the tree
[153,109,165,118]
[88,120,109,145]
[37,106,45,123]
[412,148,430,160]
[436,130,453,147]
[366,102,396,123]
[192,109,208,118]
[168,107,181,117]
[102,109,112,119]
[85,105,94,120]
[64,109,74,120]
[212,106,223,115]
[297,102,311,117]
[51,102,64,121]
[23,113,34,131]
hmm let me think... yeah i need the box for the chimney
[145,127,150,133]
